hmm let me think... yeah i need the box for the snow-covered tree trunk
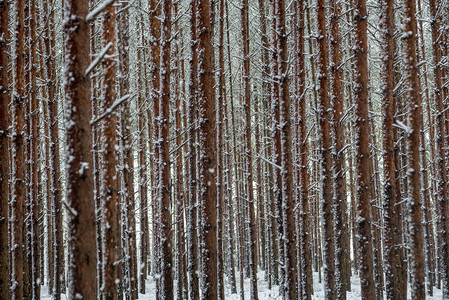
[11,0,26,298]
[353,0,376,297]
[217,0,225,298]
[43,1,64,297]
[293,1,312,298]
[99,3,120,299]
[379,0,406,298]
[0,0,9,298]
[329,0,350,297]
[276,0,299,299]
[316,0,336,298]
[240,0,258,298]
[401,0,426,297]
[154,0,173,298]
[187,1,199,298]
[197,0,218,298]
[429,0,449,296]
[64,0,98,297]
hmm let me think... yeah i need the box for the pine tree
[379,0,406,298]
[64,0,97,298]
[317,0,336,298]
[197,0,218,298]
[353,0,376,297]
[11,0,26,298]
[0,0,10,298]
[401,0,425,297]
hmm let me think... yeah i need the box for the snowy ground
[41,270,443,299]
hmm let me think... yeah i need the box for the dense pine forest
[0,0,449,299]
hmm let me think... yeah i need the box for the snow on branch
[393,120,413,134]
[90,94,132,125]
[85,42,113,77]
[86,0,115,22]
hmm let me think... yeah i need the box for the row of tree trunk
[0,0,449,300]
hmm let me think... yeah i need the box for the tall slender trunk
[429,0,449,296]
[240,0,258,298]
[187,1,199,299]
[379,0,406,298]
[11,1,26,298]
[329,0,349,297]
[317,0,336,298]
[0,0,10,298]
[64,0,97,297]
[100,3,119,299]
[402,0,425,298]
[197,0,217,298]
[353,0,376,297]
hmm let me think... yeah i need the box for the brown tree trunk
[64,0,97,297]
[402,0,425,298]
[197,0,217,298]
[187,1,199,299]
[295,0,312,298]
[155,0,173,298]
[217,0,225,298]
[99,4,119,300]
[429,0,449,296]
[329,0,349,297]
[379,0,406,298]
[317,0,336,298]
[277,0,298,299]
[0,0,9,298]
[353,0,376,297]
[12,0,26,298]
[240,0,259,299]
[43,1,63,297]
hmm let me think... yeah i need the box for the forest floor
[41,270,443,299]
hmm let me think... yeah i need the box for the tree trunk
[197,0,218,298]
[379,0,406,298]
[240,0,259,299]
[317,0,336,298]
[64,0,97,297]
[402,0,425,298]
[0,0,10,298]
[353,0,376,297]
[12,0,26,298]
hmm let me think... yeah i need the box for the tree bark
[353,0,376,297]
[0,0,9,298]
[197,0,217,298]
[64,0,97,297]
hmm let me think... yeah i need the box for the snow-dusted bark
[240,0,258,299]
[269,0,283,293]
[0,1,9,298]
[64,0,98,298]
[276,0,298,299]
[43,1,64,297]
[429,0,449,296]
[379,0,406,298]
[154,0,173,298]
[316,0,336,298]
[197,0,218,298]
[186,1,199,299]
[136,1,149,294]
[352,0,376,297]
[293,2,313,298]
[329,0,350,297]
[11,0,26,298]
[217,0,225,298]
[401,0,426,298]
[224,1,237,292]
[26,2,40,297]
[99,4,120,299]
